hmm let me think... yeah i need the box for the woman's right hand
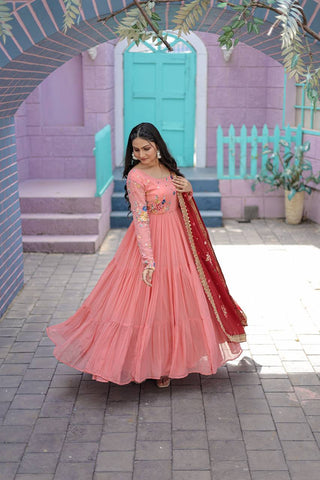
[142,267,154,287]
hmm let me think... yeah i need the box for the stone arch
[1,1,320,316]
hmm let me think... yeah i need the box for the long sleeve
[127,172,155,269]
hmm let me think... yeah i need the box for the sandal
[156,376,170,388]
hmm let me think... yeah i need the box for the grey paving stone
[137,422,171,441]
[172,410,205,430]
[100,432,136,451]
[243,430,281,450]
[266,392,300,407]
[50,374,81,388]
[71,408,104,425]
[29,357,58,369]
[288,460,320,480]
[0,400,10,418]
[0,363,28,376]
[251,471,290,480]
[211,460,251,480]
[133,460,171,480]
[34,346,54,357]
[18,453,59,474]
[5,353,34,363]
[207,418,243,441]
[45,387,78,403]
[173,449,210,470]
[4,409,39,425]
[0,442,26,461]
[40,402,74,418]
[66,423,102,443]
[10,342,38,353]
[11,394,45,409]
[139,405,171,423]
[23,368,55,381]
[173,472,211,480]
[60,442,98,462]
[94,473,131,480]
[200,378,232,393]
[236,397,270,414]
[104,415,137,433]
[281,440,320,460]
[54,462,95,480]
[18,380,50,394]
[261,378,293,392]
[0,425,32,443]
[277,422,314,440]
[75,392,107,409]
[239,414,275,431]
[108,384,139,402]
[307,415,320,431]
[96,450,134,472]
[0,387,17,401]
[173,430,208,449]
[33,417,69,434]
[136,440,171,460]
[271,406,306,422]
[106,402,138,417]
[17,332,43,342]
[247,450,288,471]
[0,463,18,480]
[209,440,247,463]
[26,432,65,453]
[301,400,320,415]
[233,385,266,399]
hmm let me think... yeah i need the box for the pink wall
[197,32,284,166]
[15,40,115,180]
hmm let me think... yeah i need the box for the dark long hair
[122,122,184,210]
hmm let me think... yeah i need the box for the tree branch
[132,0,173,50]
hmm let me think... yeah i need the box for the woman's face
[132,137,158,167]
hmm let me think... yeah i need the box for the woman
[47,123,247,388]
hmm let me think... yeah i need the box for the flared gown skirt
[47,206,242,384]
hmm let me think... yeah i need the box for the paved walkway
[0,219,320,480]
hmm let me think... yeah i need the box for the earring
[132,153,137,161]
[157,150,161,159]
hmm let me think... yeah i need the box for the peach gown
[47,168,242,384]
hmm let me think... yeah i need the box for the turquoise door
[124,35,196,167]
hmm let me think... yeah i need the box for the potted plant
[251,140,320,224]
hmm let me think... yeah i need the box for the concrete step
[21,213,101,235]
[110,212,132,229]
[112,192,221,211]
[20,197,102,214]
[22,235,98,254]
[19,179,102,214]
[110,210,223,228]
[113,177,220,193]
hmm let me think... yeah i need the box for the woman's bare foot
[156,376,170,388]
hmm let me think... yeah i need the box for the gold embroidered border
[178,192,246,343]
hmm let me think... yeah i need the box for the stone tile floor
[0,218,320,480]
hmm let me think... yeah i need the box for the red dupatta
[178,192,247,343]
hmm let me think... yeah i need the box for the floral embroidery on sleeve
[127,170,155,269]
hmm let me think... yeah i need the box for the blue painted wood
[250,125,258,177]
[94,124,113,197]
[124,36,196,167]
[217,123,303,179]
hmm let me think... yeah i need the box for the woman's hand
[172,176,192,193]
[142,267,154,287]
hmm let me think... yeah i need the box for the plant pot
[285,190,305,225]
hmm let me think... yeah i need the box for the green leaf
[217,2,227,8]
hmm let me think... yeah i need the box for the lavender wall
[15,41,115,181]
[197,32,284,166]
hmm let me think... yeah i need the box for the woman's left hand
[172,176,192,193]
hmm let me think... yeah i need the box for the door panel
[124,42,196,167]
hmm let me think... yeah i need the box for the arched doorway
[115,32,207,167]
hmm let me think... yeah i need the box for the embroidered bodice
[126,168,180,269]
